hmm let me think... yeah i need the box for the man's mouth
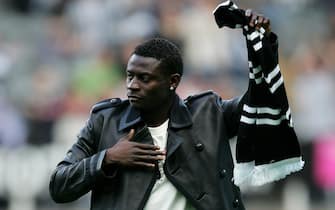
[127,95,142,101]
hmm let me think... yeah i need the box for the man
[49,2,303,210]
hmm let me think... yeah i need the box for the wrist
[103,148,116,166]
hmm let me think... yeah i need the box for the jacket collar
[118,94,192,131]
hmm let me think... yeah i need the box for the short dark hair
[132,38,183,76]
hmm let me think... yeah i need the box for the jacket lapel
[118,104,142,131]
[169,95,193,129]
[166,130,183,158]
[166,95,193,157]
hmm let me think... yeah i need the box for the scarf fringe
[234,157,305,188]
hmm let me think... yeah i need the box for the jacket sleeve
[49,112,107,203]
[217,95,244,139]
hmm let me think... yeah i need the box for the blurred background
[0,0,334,209]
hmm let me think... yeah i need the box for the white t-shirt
[144,119,194,210]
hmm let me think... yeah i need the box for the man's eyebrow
[126,70,153,75]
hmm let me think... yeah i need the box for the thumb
[125,129,135,141]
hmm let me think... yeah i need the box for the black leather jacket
[49,91,244,210]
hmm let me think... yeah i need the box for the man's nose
[127,78,140,90]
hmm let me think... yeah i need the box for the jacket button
[232,198,239,208]
[194,143,204,151]
[109,98,121,106]
[219,169,227,178]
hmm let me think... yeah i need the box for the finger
[135,148,166,156]
[265,23,271,35]
[245,9,252,17]
[125,129,135,141]
[257,16,264,26]
[134,154,165,161]
[254,16,263,30]
[134,142,160,150]
[257,17,271,34]
[263,18,271,31]
[133,161,155,168]
[249,14,258,27]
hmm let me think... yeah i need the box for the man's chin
[129,100,144,109]
[129,101,153,112]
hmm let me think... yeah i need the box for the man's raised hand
[245,9,271,35]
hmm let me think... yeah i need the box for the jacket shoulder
[184,90,218,104]
[90,98,126,114]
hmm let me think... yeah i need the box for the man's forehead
[127,54,160,70]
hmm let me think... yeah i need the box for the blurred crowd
[0,0,334,210]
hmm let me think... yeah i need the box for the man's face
[126,54,171,111]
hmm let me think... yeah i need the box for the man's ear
[169,73,181,90]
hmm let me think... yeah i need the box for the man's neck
[141,95,175,127]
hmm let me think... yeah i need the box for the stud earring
[170,86,174,91]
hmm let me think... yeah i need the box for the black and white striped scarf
[213,0,304,187]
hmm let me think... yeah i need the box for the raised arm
[213,0,304,187]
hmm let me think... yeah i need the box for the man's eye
[127,74,133,80]
[139,75,150,82]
